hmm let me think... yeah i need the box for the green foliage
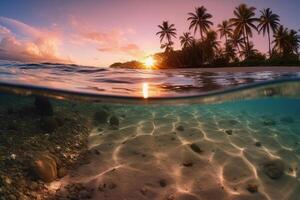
[110,4,300,69]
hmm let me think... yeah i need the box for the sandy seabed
[52,103,300,200]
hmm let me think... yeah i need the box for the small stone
[8,194,17,200]
[34,96,53,116]
[280,117,294,124]
[94,109,110,124]
[159,179,167,187]
[58,167,67,178]
[4,177,12,185]
[263,160,284,180]
[140,187,147,196]
[182,161,193,167]
[40,117,58,132]
[246,184,258,193]
[10,154,16,160]
[263,119,276,126]
[94,149,101,155]
[109,116,119,127]
[167,195,175,200]
[176,125,184,131]
[225,130,233,135]
[107,182,117,190]
[255,142,262,147]
[29,181,39,190]
[31,153,58,182]
[190,143,203,154]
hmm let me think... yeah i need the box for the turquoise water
[0,61,300,200]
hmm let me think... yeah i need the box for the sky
[0,0,299,67]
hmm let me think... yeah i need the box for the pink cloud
[0,17,70,63]
[69,15,144,58]
[120,43,144,57]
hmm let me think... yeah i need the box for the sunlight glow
[142,82,149,98]
[143,56,155,69]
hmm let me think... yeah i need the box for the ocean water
[0,61,300,200]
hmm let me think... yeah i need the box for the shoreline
[152,66,300,72]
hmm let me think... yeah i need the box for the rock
[255,142,262,147]
[94,109,109,124]
[109,116,119,127]
[107,182,117,189]
[58,167,67,178]
[31,153,58,182]
[246,183,258,193]
[262,160,284,180]
[263,119,276,126]
[225,129,233,135]
[182,161,193,167]
[280,117,294,124]
[34,96,53,116]
[40,117,58,132]
[159,179,167,187]
[29,181,39,190]
[176,125,184,131]
[8,194,16,200]
[190,143,203,154]
[94,149,101,155]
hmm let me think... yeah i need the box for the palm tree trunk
[267,27,271,58]
[200,29,204,64]
[245,31,250,57]
[243,28,248,59]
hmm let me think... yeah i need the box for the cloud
[120,43,144,57]
[69,15,144,58]
[0,17,70,63]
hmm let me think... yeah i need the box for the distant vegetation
[110,4,300,69]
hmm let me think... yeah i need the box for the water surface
[0,60,300,200]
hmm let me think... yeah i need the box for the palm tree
[228,32,244,58]
[187,6,213,40]
[217,20,233,45]
[160,41,174,53]
[273,25,289,54]
[257,8,280,57]
[179,32,194,49]
[156,21,177,52]
[230,4,258,57]
[288,29,300,55]
[203,31,220,62]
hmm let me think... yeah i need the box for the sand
[52,103,300,200]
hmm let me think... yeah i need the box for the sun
[144,56,155,69]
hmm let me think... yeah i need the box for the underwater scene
[0,78,300,200]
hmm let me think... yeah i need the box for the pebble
[246,184,258,193]
[176,125,184,131]
[58,167,68,178]
[31,153,58,182]
[109,116,119,127]
[182,161,194,167]
[94,109,110,124]
[159,179,167,187]
[263,160,284,179]
[34,96,53,116]
[190,143,203,154]
[255,142,262,147]
[225,130,233,135]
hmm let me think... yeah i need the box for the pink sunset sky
[0,0,299,67]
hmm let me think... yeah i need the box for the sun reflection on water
[142,82,149,98]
